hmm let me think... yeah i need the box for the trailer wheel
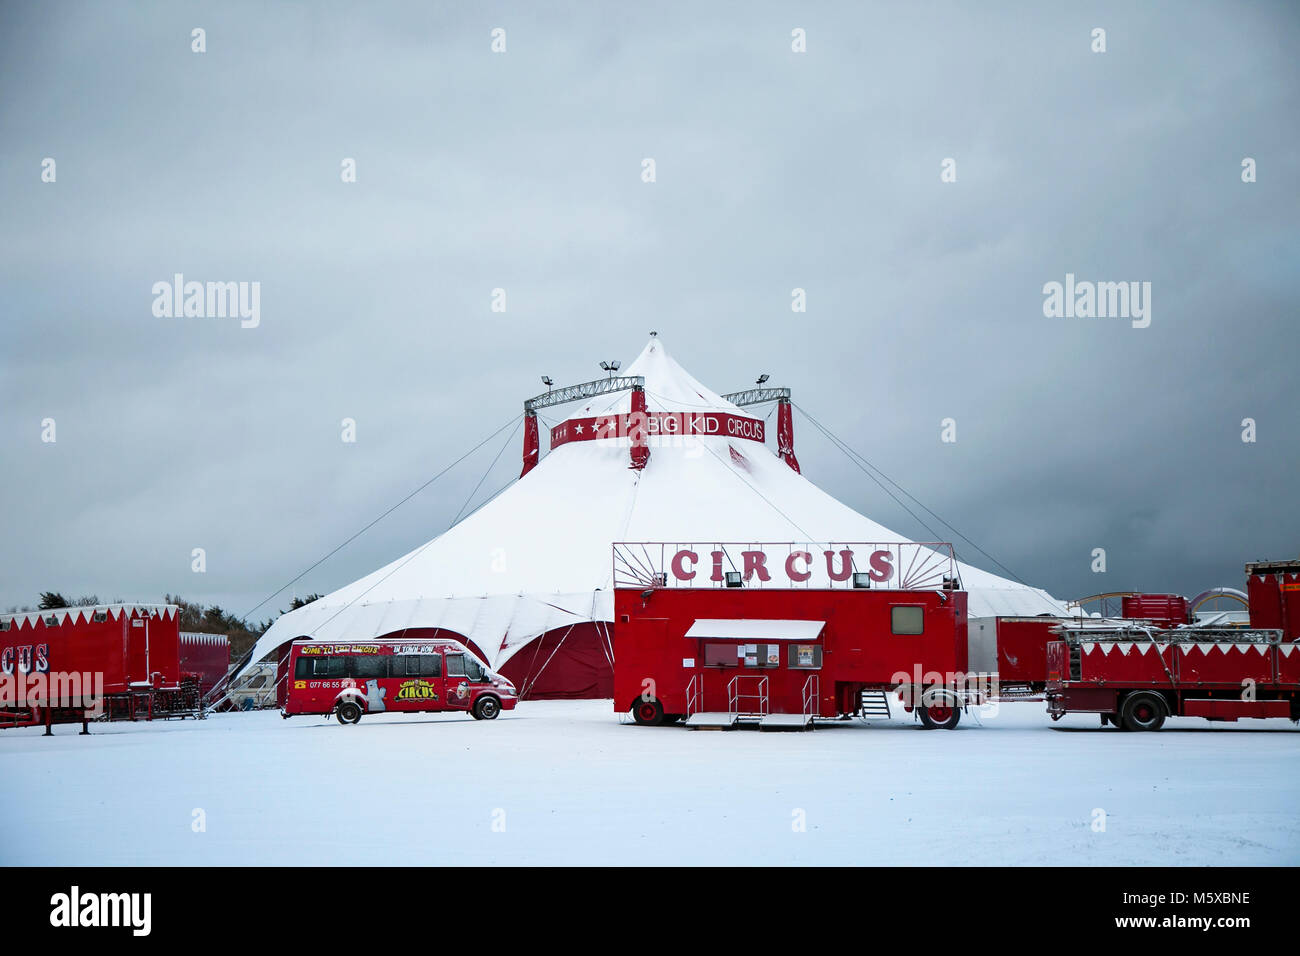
[1121,693,1167,732]
[336,701,363,725]
[632,697,665,726]
[918,702,961,730]
[472,695,501,720]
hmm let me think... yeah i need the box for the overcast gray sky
[1,0,1296,620]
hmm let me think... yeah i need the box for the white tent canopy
[245,336,1070,688]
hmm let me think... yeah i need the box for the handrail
[802,674,820,720]
[727,675,769,718]
[685,674,702,717]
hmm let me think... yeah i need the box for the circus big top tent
[243,336,1071,698]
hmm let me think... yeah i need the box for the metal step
[684,711,739,729]
[860,690,892,720]
[759,713,814,731]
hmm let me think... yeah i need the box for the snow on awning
[684,619,826,641]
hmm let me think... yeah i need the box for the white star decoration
[575,423,584,434]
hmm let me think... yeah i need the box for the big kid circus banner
[551,411,765,449]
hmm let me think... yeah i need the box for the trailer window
[891,606,924,635]
[352,655,388,679]
[703,643,781,667]
[787,644,823,669]
[703,643,736,667]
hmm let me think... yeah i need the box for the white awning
[684,619,825,641]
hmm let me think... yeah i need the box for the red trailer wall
[993,617,1063,686]
[613,586,966,717]
[179,632,230,695]
[0,606,181,694]
[1248,571,1300,641]
[1121,594,1189,628]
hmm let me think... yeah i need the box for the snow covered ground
[2,699,1296,866]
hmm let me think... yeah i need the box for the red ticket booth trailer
[612,541,980,730]
[0,604,198,731]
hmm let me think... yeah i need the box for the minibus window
[419,654,442,677]
[298,656,344,678]
[393,656,418,677]
[464,657,485,681]
[353,656,387,679]
[446,654,466,678]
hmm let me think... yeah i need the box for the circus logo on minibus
[668,548,895,584]
[395,679,439,702]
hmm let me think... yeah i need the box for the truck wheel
[336,701,363,725]
[918,702,961,730]
[1121,693,1167,732]
[632,697,665,726]
[472,696,501,720]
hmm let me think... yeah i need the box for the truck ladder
[859,689,892,720]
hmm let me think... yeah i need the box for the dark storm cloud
[1,0,1296,616]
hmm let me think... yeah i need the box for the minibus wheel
[336,701,363,725]
[472,696,501,720]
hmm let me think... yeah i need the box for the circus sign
[551,411,765,450]
[612,542,959,592]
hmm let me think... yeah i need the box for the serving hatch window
[891,606,925,635]
[787,644,823,669]
[703,643,782,668]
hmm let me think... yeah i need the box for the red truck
[1045,560,1300,730]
